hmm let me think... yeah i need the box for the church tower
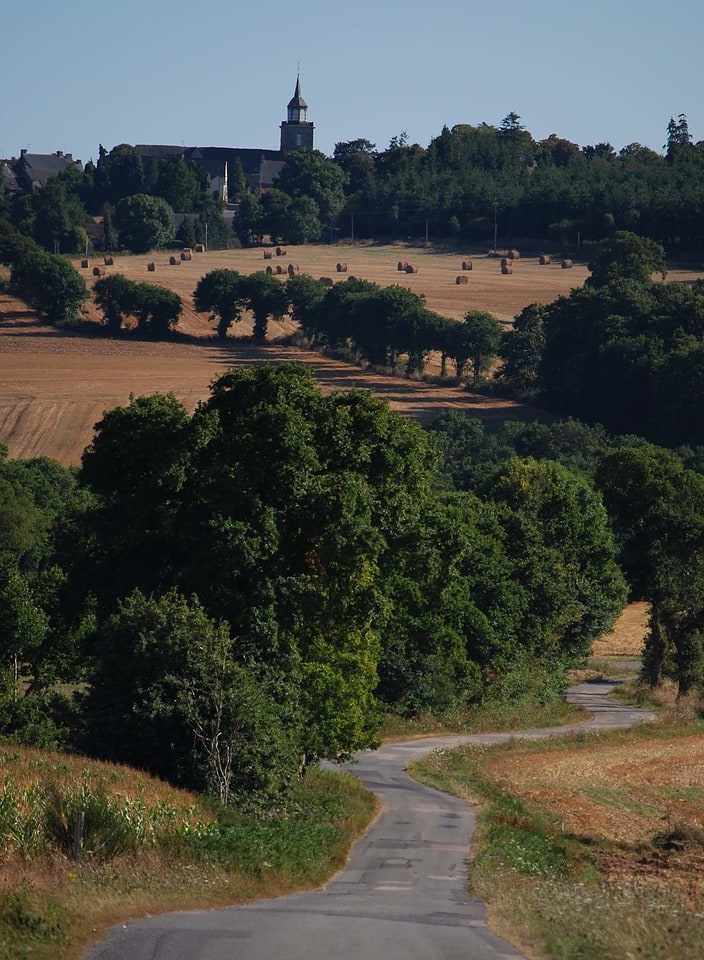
[280,75,314,156]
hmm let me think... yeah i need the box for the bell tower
[280,75,314,156]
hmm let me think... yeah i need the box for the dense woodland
[3,115,704,809]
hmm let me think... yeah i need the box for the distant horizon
[3,0,701,169]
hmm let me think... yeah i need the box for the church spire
[280,73,314,156]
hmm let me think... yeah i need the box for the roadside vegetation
[0,746,375,960]
[411,684,704,960]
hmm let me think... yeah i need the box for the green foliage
[192,267,245,338]
[587,230,667,287]
[596,445,704,694]
[113,193,174,253]
[240,270,290,341]
[80,589,301,805]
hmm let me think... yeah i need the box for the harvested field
[2,245,700,467]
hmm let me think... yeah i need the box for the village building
[136,75,314,201]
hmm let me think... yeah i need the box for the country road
[85,678,656,960]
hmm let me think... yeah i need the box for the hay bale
[319,277,334,287]
[405,264,418,274]
[501,263,513,275]
[181,250,192,261]
[263,250,273,259]
[561,259,573,269]
[507,249,520,260]
[92,267,105,277]
[500,257,510,267]
[104,256,114,266]
[397,260,408,271]
[80,259,89,268]
[461,260,472,271]
[276,264,285,274]
[456,275,469,285]
[288,263,299,277]
[147,262,155,272]
[276,247,287,256]
[539,254,551,265]
[195,244,205,253]
[265,265,273,275]
[347,275,358,281]
[169,256,179,265]
[336,262,348,272]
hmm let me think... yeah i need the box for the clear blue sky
[3,0,702,165]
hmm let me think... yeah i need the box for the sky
[3,0,703,166]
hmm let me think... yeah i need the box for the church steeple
[280,74,314,156]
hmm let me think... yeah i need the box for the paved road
[85,679,655,960]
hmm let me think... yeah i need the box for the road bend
[85,679,655,960]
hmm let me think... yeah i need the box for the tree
[587,230,666,287]
[94,144,144,206]
[93,273,138,333]
[114,194,174,253]
[133,283,182,338]
[80,589,300,805]
[192,268,245,338]
[15,250,88,325]
[275,149,347,224]
[596,445,704,695]
[240,270,290,341]
[286,273,328,340]
[233,190,264,246]
[498,303,546,392]
[482,458,627,667]
[449,310,502,383]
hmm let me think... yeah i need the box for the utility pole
[493,199,498,253]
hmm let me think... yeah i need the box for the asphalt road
[85,679,656,960]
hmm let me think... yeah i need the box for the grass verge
[0,746,377,960]
[409,702,704,960]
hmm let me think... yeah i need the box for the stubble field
[1,243,700,468]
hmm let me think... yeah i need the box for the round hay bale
[288,263,300,277]
[319,277,334,287]
[92,266,105,277]
[539,254,551,265]
[507,249,520,260]
[461,260,472,271]
[195,244,205,253]
[263,250,273,259]
[147,262,155,272]
[80,259,89,269]
[397,261,408,271]
[276,247,287,256]
[336,262,348,272]
[501,263,513,275]
[561,259,573,269]
[265,265,273,275]
[405,264,418,274]
[347,276,358,281]
[456,275,469,285]
[180,251,192,261]
[104,256,114,266]
[169,256,178,265]
[500,257,510,267]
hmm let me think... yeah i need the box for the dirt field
[2,245,701,467]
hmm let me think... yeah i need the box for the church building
[135,76,314,201]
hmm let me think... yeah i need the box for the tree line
[3,113,704,253]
